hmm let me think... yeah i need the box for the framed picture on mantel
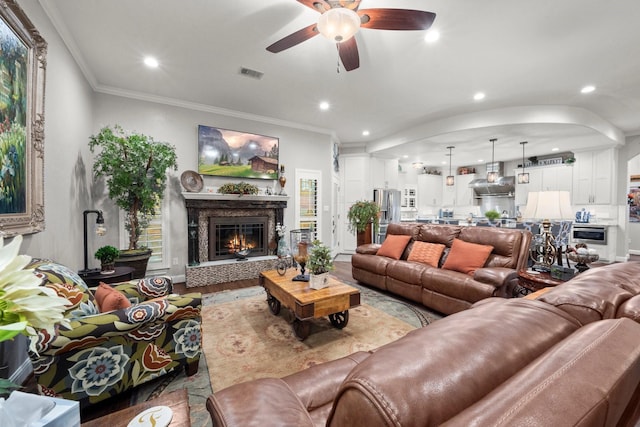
[0,0,46,236]
[197,125,279,180]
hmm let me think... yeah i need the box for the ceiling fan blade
[296,0,330,13]
[266,23,319,53]
[337,0,361,11]
[359,9,436,30]
[338,37,360,71]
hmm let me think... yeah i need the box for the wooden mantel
[181,192,288,202]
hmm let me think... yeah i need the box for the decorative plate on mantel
[180,170,203,192]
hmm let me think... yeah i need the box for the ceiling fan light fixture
[317,8,361,42]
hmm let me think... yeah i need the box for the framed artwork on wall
[0,0,46,236]
[197,125,279,180]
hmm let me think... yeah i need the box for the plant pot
[115,248,152,279]
[309,272,330,290]
[100,262,115,274]
[356,222,373,246]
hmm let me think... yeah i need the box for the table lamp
[79,209,106,276]
[522,191,573,270]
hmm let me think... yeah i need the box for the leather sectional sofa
[206,262,640,426]
[352,222,532,314]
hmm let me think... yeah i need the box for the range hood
[468,176,516,196]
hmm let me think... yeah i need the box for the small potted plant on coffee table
[307,240,334,290]
[95,245,120,274]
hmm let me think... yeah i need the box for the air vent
[239,67,264,80]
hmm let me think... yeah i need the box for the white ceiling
[40,0,640,167]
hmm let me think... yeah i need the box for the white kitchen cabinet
[417,174,442,208]
[514,165,573,207]
[442,181,456,206]
[370,157,399,190]
[403,185,418,208]
[455,174,476,207]
[572,149,613,205]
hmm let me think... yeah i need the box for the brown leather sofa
[206,262,640,427]
[352,222,532,314]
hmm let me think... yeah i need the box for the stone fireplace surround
[182,192,288,288]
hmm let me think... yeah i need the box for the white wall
[18,0,95,266]
[93,93,334,276]
[4,0,95,385]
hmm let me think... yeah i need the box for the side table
[81,389,190,427]
[80,266,135,287]
[516,270,566,297]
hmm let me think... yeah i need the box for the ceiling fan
[266,0,436,71]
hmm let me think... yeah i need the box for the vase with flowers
[0,235,70,396]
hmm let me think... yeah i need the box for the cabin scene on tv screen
[198,125,279,180]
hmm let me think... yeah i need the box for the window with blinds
[120,197,170,271]
[138,213,163,264]
[296,170,321,241]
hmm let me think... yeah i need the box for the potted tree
[89,125,178,278]
[94,245,120,274]
[347,200,380,246]
[307,240,334,290]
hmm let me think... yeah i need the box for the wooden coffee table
[259,269,361,340]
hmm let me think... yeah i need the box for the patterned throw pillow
[407,241,446,267]
[441,239,494,275]
[376,234,412,260]
[27,259,98,319]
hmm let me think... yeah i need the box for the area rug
[131,277,442,427]
[202,292,418,391]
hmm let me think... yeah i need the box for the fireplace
[183,193,287,266]
[209,216,268,260]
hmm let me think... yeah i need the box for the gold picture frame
[0,0,46,236]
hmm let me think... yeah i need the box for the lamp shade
[522,191,573,220]
[317,8,361,42]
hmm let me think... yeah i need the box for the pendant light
[446,146,455,186]
[518,141,530,184]
[487,138,498,183]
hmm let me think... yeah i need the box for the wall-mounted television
[197,125,279,180]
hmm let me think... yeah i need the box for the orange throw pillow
[407,241,446,267]
[442,239,494,275]
[94,282,132,312]
[376,234,412,260]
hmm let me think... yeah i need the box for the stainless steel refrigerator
[373,188,401,243]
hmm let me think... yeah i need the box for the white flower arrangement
[275,223,287,238]
[0,235,70,351]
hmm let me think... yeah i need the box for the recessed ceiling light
[478,159,484,163]
[319,101,330,111]
[144,56,159,68]
[403,155,409,158]
[581,85,596,94]
[551,147,559,152]
[362,130,370,136]
[441,161,447,165]
[424,30,440,43]
[473,92,485,101]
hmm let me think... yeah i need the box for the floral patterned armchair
[25,259,202,407]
